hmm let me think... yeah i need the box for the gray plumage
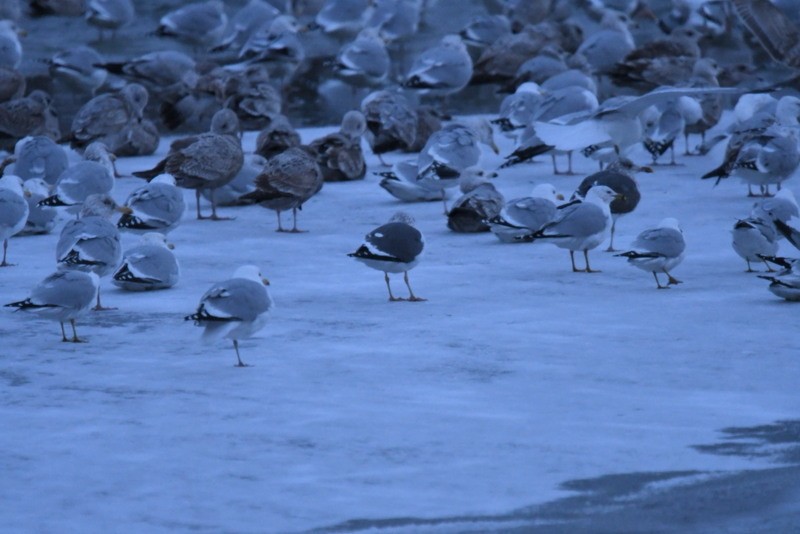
[404,34,472,96]
[119,175,185,234]
[86,0,135,31]
[7,135,68,185]
[315,0,370,34]
[488,183,561,244]
[69,83,149,153]
[46,46,107,95]
[202,153,263,206]
[4,270,99,342]
[157,0,228,48]
[0,175,27,266]
[39,142,115,214]
[616,218,686,288]
[732,217,779,272]
[376,160,444,203]
[333,27,390,86]
[101,50,196,90]
[112,233,179,291]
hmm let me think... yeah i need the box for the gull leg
[566,151,574,175]
[441,196,449,215]
[747,185,756,197]
[745,259,754,273]
[289,207,307,233]
[606,220,617,252]
[60,322,68,342]
[276,211,286,232]
[585,250,601,273]
[377,153,390,167]
[233,339,248,367]
[385,272,404,301]
[551,153,560,175]
[0,238,12,267]
[404,271,426,302]
[70,319,86,343]
[653,272,668,289]
[92,288,116,311]
[569,250,584,272]
[665,270,682,285]
[762,259,775,272]
[669,144,677,166]
[195,190,207,220]
[684,132,691,156]
[209,190,234,221]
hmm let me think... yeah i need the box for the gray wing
[14,136,68,184]
[0,189,29,231]
[57,218,122,274]
[126,183,185,228]
[199,278,271,322]
[503,197,557,230]
[55,161,114,204]
[633,227,686,257]
[546,202,607,236]
[120,245,179,284]
[408,44,471,89]
[338,34,390,79]
[613,86,744,120]
[419,125,480,172]
[30,270,97,310]
[534,86,598,122]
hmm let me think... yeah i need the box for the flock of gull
[1,0,800,365]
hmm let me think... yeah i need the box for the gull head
[459,167,497,193]
[210,108,241,137]
[531,183,564,202]
[586,185,621,204]
[389,211,416,226]
[81,193,131,219]
[233,264,270,286]
[140,232,174,249]
[340,110,367,139]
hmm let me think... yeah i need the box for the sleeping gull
[348,211,426,301]
[403,34,473,99]
[118,175,186,234]
[133,109,244,221]
[616,218,686,289]
[100,50,196,90]
[314,0,370,35]
[255,114,301,159]
[307,110,367,182]
[5,269,99,342]
[0,174,28,266]
[446,168,503,233]
[5,135,68,185]
[45,45,107,95]
[56,193,130,310]
[20,178,57,236]
[518,185,620,273]
[213,0,280,53]
[576,11,635,74]
[332,27,390,87]
[86,0,135,39]
[0,90,60,145]
[38,142,115,216]
[574,157,650,251]
[0,20,22,70]
[487,183,563,244]
[757,256,800,301]
[185,264,273,367]
[112,233,180,291]
[156,0,228,49]
[366,0,422,43]
[239,146,323,232]
[360,90,421,163]
[68,83,149,153]
[375,160,444,203]
[731,217,779,272]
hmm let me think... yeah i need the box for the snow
[1,115,798,532]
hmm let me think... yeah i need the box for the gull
[0,65,24,102]
[576,11,635,74]
[314,0,370,35]
[238,16,305,86]
[37,142,113,209]
[731,217,779,272]
[641,96,703,166]
[332,27,390,87]
[487,183,563,244]
[757,256,800,301]
[731,0,800,68]
[20,178,57,236]
[56,194,130,310]
[616,218,686,289]
[375,160,444,203]
[100,50,196,90]
[534,85,743,157]
[5,269,99,342]
[185,264,273,367]
[134,109,244,221]
[86,0,135,39]
[492,82,544,135]
[112,233,180,291]
[45,45,107,95]
[459,14,512,51]
[213,0,280,54]
[118,175,185,234]
[4,135,68,185]
[156,0,228,49]
[751,189,800,233]
[573,157,650,251]
[446,168,503,233]
[0,90,60,146]
[202,154,264,207]
[403,34,473,99]
[416,120,499,212]
[38,142,115,216]
[0,174,28,266]
[366,0,422,43]
[68,83,149,153]
[255,115,301,159]
[307,110,367,182]
[360,90,420,162]
[348,211,425,301]
[0,20,22,70]
[239,146,323,232]
[517,185,620,273]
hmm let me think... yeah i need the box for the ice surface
[0,116,798,532]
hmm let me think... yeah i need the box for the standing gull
[348,212,426,301]
[239,146,323,232]
[134,109,244,221]
[731,217,779,272]
[616,218,686,289]
[112,233,180,291]
[518,185,620,273]
[0,174,28,266]
[56,194,130,310]
[5,270,99,342]
[185,264,273,367]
